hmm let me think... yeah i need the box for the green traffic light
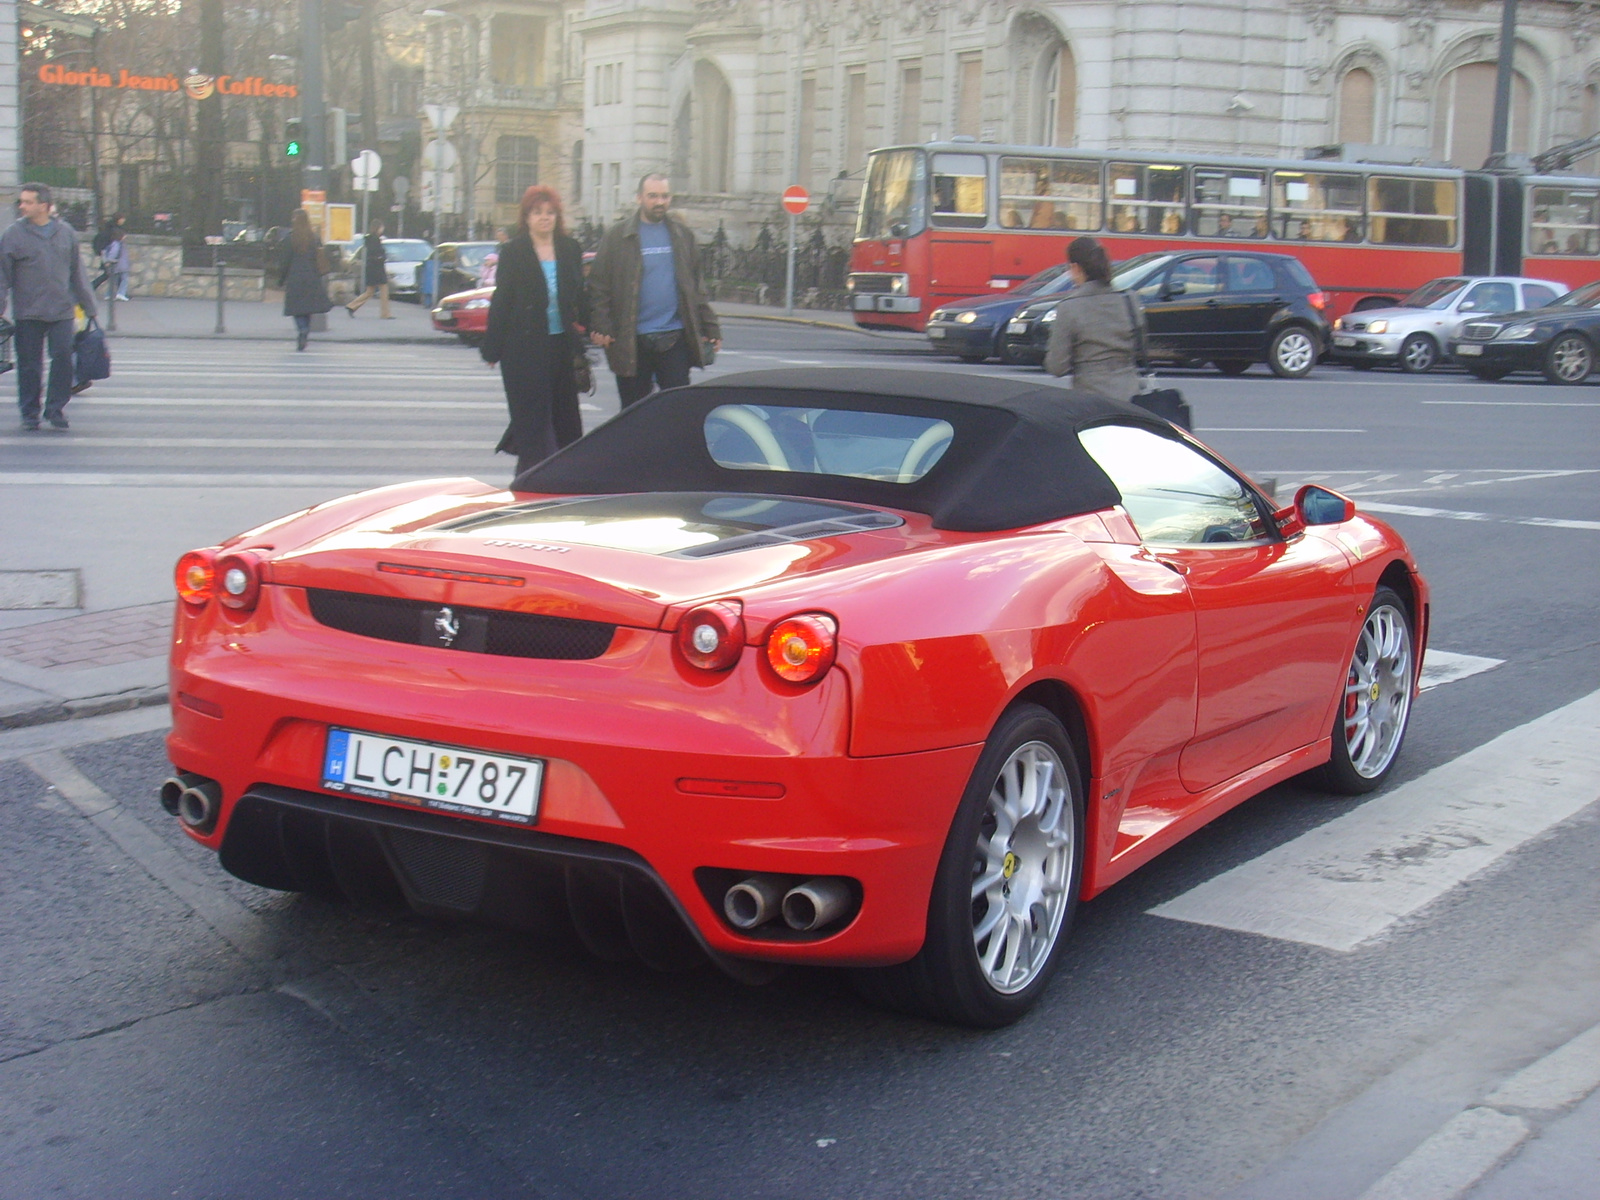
[285,140,302,157]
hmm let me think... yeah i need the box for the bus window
[930,153,989,228]
[1367,176,1456,247]
[1108,163,1187,235]
[1529,186,1600,256]
[856,149,927,242]
[1272,170,1363,242]
[998,157,1102,231]
[1193,168,1267,238]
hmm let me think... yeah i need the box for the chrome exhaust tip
[781,878,853,932]
[176,778,222,833]
[159,772,203,816]
[723,876,787,930]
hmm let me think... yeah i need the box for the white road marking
[66,398,504,410]
[1149,688,1600,952]
[0,473,418,487]
[1356,1108,1531,1200]
[1200,427,1368,434]
[0,436,489,449]
[1423,399,1600,407]
[1419,650,1504,690]
[1361,501,1600,532]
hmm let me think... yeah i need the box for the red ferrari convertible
[162,369,1426,1026]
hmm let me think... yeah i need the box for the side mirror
[888,221,909,238]
[1162,281,1187,298]
[1295,484,1357,526]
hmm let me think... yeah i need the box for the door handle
[1153,556,1189,576]
[1204,298,1221,307]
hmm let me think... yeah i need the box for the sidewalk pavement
[101,295,868,343]
[0,602,170,728]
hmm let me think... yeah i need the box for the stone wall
[121,235,264,301]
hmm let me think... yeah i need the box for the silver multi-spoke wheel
[1545,334,1592,384]
[1400,333,1438,373]
[970,741,1075,994]
[1270,327,1317,377]
[1342,601,1414,779]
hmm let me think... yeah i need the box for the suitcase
[1132,387,1191,431]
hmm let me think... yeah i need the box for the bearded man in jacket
[588,173,721,407]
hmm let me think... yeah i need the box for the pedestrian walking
[0,182,97,431]
[1044,236,1145,402]
[278,208,332,351]
[344,219,391,318]
[481,185,589,476]
[92,213,130,299]
[587,172,720,408]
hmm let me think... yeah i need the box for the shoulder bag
[1121,292,1192,431]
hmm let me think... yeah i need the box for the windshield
[1401,277,1469,309]
[1554,280,1600,308]
[456,244,495,270]
[1011,265,1074,298]
[1111,253,1175,291]
[384,240,433,263]
[856,149,927,242]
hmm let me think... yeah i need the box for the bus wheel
[1543,333,1593,385]
[1399,334,1439,374]
[1212,360,1252,376]
[1268,326,1318,378]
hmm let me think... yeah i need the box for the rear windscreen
[705,404,954,483]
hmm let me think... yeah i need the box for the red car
[431,285,492,345]
[162,369,1426,1026]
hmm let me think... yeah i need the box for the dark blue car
[924,265,1075,363]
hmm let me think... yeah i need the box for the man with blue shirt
[589,173,720,408]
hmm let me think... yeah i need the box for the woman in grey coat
[278,208,332,351]
[1044,236,1145,402]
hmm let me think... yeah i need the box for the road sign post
[351,149,382,240]
[781,185,809,316]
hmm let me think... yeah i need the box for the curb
[717,311,869,333]
[106,332,449,346]
[0,685,169,731]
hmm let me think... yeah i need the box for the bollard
[106,285,117,333]
[214,257,226,335]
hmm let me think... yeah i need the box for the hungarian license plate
[1457,343,1483,356]
[1334,336,1357,347]
[322,727,543,823]
[1007,319,1029,335]
[927,326,946,339]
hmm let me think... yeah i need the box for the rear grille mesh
[305,588,616,660]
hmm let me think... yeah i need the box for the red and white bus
[847,141,1600,331]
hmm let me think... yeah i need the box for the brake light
[214,551,263,611]
[175,549,217,606]
[765,614,837,684]
[1308,291,1328,311]
[675,601,744,672]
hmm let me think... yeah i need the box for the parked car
[1003,250,1331,378]
[161,367,1425,1027]
[1329,276,1565,373]
[1450,279,1600,383]
[924,264,1076,363]
[433,241,499,299]
[431,285,492,345]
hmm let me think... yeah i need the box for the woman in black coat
[278,208,332,351]
[344,218,391,318]
[481,185,589,476]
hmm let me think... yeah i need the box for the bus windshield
[1553,280,1600,308]
[857,150,927,242]
[1400,277,1469,309]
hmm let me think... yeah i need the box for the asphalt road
[1,319,1597,1199]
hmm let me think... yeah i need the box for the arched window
[1337,68,1376,144]
[1432,61,1532,168]
[692,61,734,194]
[1041,44,1076,146]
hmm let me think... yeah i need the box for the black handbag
[74,319,111,384]
[1121,293,1191,430]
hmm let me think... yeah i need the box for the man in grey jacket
[0,183,97,430]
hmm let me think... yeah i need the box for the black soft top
[512,368,1173,532]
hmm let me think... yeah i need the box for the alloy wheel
[1342,602,1413,779]
[970,741,1075,994]
[1400,334,1438,373]
[1548,334,1592,384]
[1271,328,1316,377]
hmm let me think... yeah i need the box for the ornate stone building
[525,0,1600,242]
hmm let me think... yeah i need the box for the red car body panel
[431,286,492,338]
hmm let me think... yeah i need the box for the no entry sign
[782,185,810,215]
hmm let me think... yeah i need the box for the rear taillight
[765,614,838,685]
[214,551,262,611]
[175,549,217,606]
[675,601,744,671]
[1308,291,1328,311]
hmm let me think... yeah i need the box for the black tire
[1398,333,1439,374]
[1348,359,1375,370]
[1467,364,1511,381]
[1311,586,1415,795]
[853,703,1084,1027]
[998,341,1029,366]
[959,353,988,364]
[1267,325,1318,378]
[1213,359,1252,376]
[1542,332,1593,385]
[457,333,482,348]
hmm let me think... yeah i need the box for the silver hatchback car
[1329,276,1567,373]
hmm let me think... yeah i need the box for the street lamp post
[422,8,477,239]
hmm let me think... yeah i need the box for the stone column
[0,0,19,214]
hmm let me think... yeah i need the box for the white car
[1329,276,1566,373]
[342,237,435,299]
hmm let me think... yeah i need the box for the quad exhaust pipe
[161,772,221,833]
[723,875,855,932]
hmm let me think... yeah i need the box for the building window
[608,163,621,216]
[1338,68,1376,144]
[692,60,734,193]
[955,52,983,138]
[797,74,815,189]
[897,60,922,144]
[1433,62,1531,168]
[592,163,605,213]
[572,139,583,201]
[1042,44,1076,146]
[844,67,868,175]
[495,136,539,204]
